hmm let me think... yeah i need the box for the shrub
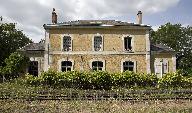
[158,72,184,88]
[1,52,29,80]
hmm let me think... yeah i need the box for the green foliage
[158,72,192,88]
[0,23,32,66]
[1,52,29,80]
[151,23,192,70]
[25,70,192,89]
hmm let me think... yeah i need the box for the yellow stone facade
[47,28,149,73]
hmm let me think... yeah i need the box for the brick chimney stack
[137,11,142,24]
[52,8,57,24]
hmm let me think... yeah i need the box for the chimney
[52,8,57,24]
[137,11,142,24]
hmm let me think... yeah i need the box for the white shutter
[155,59,161,75]
[163,59,168,74]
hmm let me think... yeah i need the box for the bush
[25,70,192,89]
[158,72,192,88]
[1,52,29,80]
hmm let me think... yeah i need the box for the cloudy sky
[0,0,191,42]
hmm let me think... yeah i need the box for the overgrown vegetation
[0,52,29,81]
[25,70,192,89]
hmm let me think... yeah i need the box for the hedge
[25,70,192,90]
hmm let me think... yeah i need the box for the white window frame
[58,58,74,72]
[122,35,134,52]
[92,33,104,51]
[121,59,136,72]
[61,34,73,51]
[90,58,105,71]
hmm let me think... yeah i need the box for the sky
[0,0,191,42]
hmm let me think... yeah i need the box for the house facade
[20,9,176,77]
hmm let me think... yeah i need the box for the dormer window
[94,36,102,51]
[124,36,132,51]
[62,36,72,51]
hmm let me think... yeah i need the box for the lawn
[1,99,192,113]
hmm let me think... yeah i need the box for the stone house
[20,9,176,77]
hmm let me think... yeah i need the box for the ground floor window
[92,61,103,71]
[61,61,72,72]
[28,61,38,76]
[123,61,134,71]
[155,59,168,76]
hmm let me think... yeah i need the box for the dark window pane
[67,68,71,71]
[123,67,128,71]
[129,61,134,66]
[129,67,134,71]
[124,37,132,50]
[28,61,38,76]
[98,61,103,67]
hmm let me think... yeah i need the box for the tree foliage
[151,23,192,70]
[0,52,29,80]
[0,23,32,66]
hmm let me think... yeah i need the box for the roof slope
[44,20,151,29]
[151,44,174,52]
[19,43,45,51]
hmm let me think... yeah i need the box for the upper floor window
[62,36,72,51]
[123,61,134,71]
[61,61,72,72]
[124,36,132,51]
[94,36,102,51]
[92,61,103,71]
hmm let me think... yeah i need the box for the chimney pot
[137,11,142,24]
[52,8,57,24]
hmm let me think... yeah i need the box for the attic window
[62,36,72,51]
[124,36,132,51]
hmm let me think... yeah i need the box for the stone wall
[50,54,147,73]
[49,28,147,52]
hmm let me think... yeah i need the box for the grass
[1,78,192,112]
[1,99,192,113]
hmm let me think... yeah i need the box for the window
[94,36,102,51]
[28,61,38,76]
[123,61,134,71]
[124,37,132,51]
[92,61,103,71]
[155,59,168,76]
[61,61,72,72]
[63,36,71,51]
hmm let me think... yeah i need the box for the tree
[0,52,29,81]
[0,23,32,66]
[151,23,192,70]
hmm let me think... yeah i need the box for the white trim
[44,30,50,71]
[57,58,74,72]
[121,58,136,72]
[172,55,176,72]
[50,51,147,55]
[146,53,151,74]
[61,34,73,51]
[122,34,135,52]
[92,33,104,51]
[89,58,106,71]
[145,30,150,52]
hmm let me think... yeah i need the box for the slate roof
[44,20,151,28]
[151,44,174,52]
[19,43,45,51]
